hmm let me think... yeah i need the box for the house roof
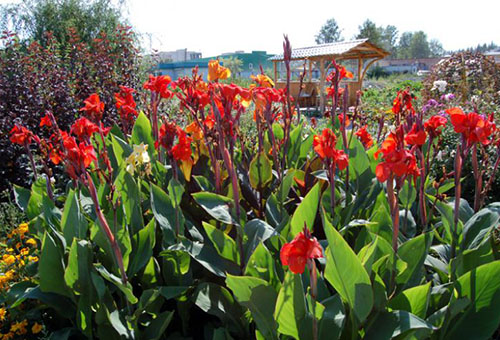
[269,39,389,61]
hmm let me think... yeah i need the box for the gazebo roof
[269,39,389,61]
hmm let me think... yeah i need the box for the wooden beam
[361,57,382,82]
[319,59,326,115]
[308,59,312,82]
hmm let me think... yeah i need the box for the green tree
[380,25,398,57]
[221,56,243,78]
[429,39,445,57]
[315,18,343,44]
[0,0,127,45]
[397,32,414,59]
[356,19,382,46]
[409,31,430,58]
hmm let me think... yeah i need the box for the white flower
[432,80,447,92]
[125,143,150,175]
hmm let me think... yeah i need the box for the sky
[2,0,499,57]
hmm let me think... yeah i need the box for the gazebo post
[273,61,278,83]
[319,58,325,114]
[308,59,312,82]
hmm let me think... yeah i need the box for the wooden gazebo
[269,39,389,112]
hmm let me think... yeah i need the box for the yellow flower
[5,248,14,253]
[2,255,15,266]
[5,270,15,280]
[20,248,29,256]
[10,319,27,335]
[250,74,275,88]
[26,238,37,247]
[2,332,14,340]
[28,256,38,263]
[31,322,43,334]
[0,308,6,321]
[208,60,231,82]
[17,223,29,235]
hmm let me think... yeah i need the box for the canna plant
[5,37,500,340]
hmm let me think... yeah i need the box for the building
[156,49,202,63]
[155,50,274,80]
[375,57,445,74]
[485,49,500,64]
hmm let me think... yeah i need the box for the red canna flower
[392,89,415,115]
[10,125,35,145]
[40,114,52,128]
[446,107,496,145]
[375,149,419,183]
[280,231,323,274]
[143,75,173,99]
[80,93,104,122]
[156,122,178,151]
[405,124,427,146]
[355,125,374,148]
[71,117,99,141]
[115,86,138,118]
[61,132,96,180]
[171,128,193,162]
[313,128,349,170]
[424,115,447,137]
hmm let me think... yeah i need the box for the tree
[356,19,382,46]
[429,39,445,57]
[315,18,343,44]
[0,0,127,46]
[221,56,243,78]
[380,25,398,57]
[397,32,414,59]
[409,31,430,58]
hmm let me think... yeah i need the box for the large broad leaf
[131,112,155,157]
[323,214,373,323]
[150,183,177,245]
[364,310,435,340]
[318,294,345,340]
[397,232,433,288]
[192,282,247,336]
[388,282,431,319]
[141,311,173,340]
[13,184,30,211]
[368,191,393,244]
[114,170,144,233]
[94,264,138,304]
[203,222,240,265]
[290,182,320,237]
[60,189,88,244]
[244,219,278,263]
[39,232,71,297]
[274,271,307,339]
[245,243,281,291]
[445,261,500,340]
[192,192,240,225]
[128,218,156,277]
[462,205,500,250]
[226,275,278,340]
[64,239,93,296]
[249,152,273,190]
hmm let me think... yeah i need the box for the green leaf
[274,271,306,339]
[60,189,88,244]
[244,219,278,263]
[150,183,177,245]
[192,192,240,225]
[64,239,93,296]
[318,294,345,340]
[141,310,173,340]
[272,122,284,140]
[114,170,144,233]
[131,111,155,157]
[445,261,500,340]
[368,190,393,243]
[128,218,156,277]
[462,205,500,250]
[226,275,278,340]
[168,177,185,206]
[388,282,431,319]
[192,282,246,336]
[245,243,280,290]
[203,222,240,264]
[111,134,133,166]
[397,232,433,287]
[364,310,435,340]
[249,152,273,190]
[39,232,71,297]
[13,184,30,211]
[290,182,320,237]
[94,264,138,304]
[323,213,373,323]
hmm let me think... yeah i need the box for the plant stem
[308,260,318,340]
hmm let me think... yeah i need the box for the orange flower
[32,323,43,334]
[250,74,274,88]
[208,60,231,82]
[424,115,447,137]
[171,129,193,162]
[313,128,349,170]
[354,126,374,148]
[185,121,203,141]
[280,231,323,274]
[446,107,496,145]
[404,124,427,146]
[40,114,52,128]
